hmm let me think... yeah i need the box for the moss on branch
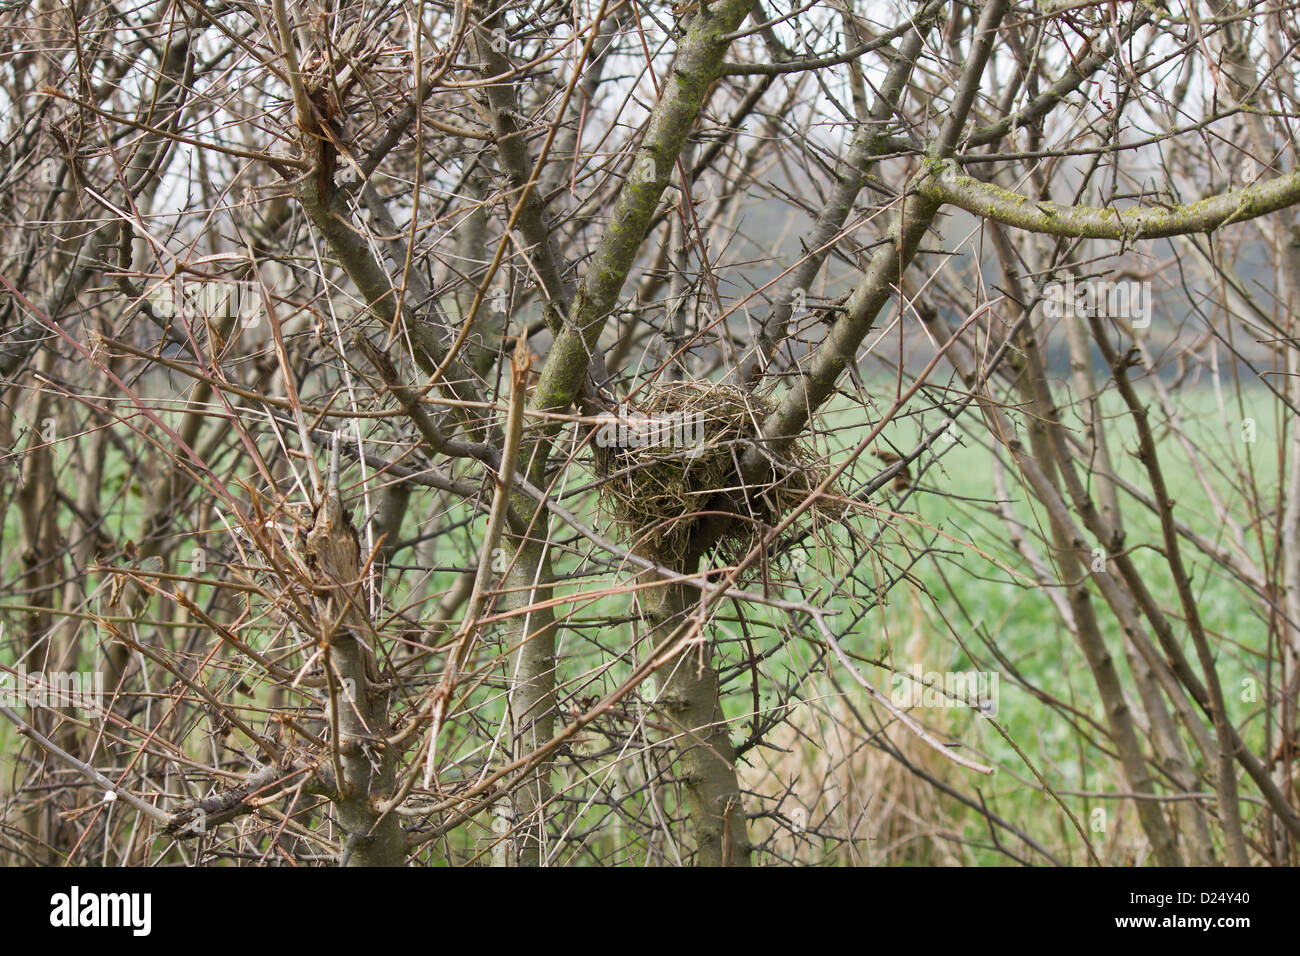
[920,160,1300,240]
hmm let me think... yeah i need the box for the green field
[0,379,1286,864]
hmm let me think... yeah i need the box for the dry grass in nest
[591,379,842,566]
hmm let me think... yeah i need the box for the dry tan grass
[742,598,1149,866]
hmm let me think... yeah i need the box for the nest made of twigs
[591,380,842,566]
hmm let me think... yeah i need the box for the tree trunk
[640,558,750,866]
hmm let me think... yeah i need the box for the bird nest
[591,380,841,567]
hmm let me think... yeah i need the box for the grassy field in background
[762,379,1282,864]
[0,379,1286,864]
